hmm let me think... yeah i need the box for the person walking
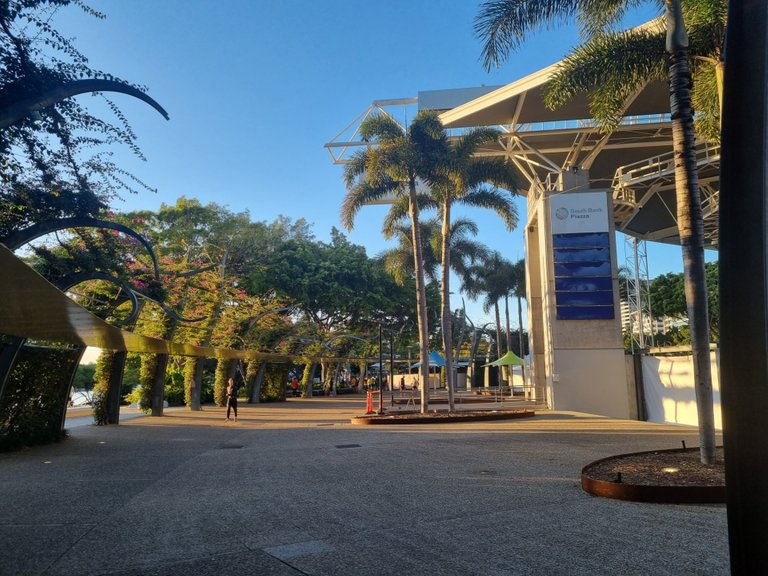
[290,376,299,397]
[226,377,238,422]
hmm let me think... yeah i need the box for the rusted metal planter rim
[581,446,726,504]
[351,410,536,425]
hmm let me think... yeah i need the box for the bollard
[366,390,374,414]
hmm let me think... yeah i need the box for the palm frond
[545,29,667,130]
[577,0,655,38]
[343,151,369,188]
[381,192,438,237]
[453,128,501,160]
[464,157,524,194]
[691,63,720,144]
[340,179,396,231]
[381,195,412,238]
[380,248,414,286]
[450,217,481,240]
[359,114,404,143]
[460,188,519,231]
[475,0,583,69]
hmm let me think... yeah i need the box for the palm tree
[380,217,489,287]
[384,128,521,409]
[475,0,719,464]
[464,251,517,386]
[380,216,493,403]
[379,217,443,286]
[341,110,447,413]
[435,129,521,409]
[510,258,527,386]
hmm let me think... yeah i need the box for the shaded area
[0,401,728,576]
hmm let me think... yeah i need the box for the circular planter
[581,447,726,504]
[351,409,536,425]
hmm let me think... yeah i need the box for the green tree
[0,0,168,231]
[463,251,517,374]
[248,228,416,397]
[475,0,720,464]
[341,111,449,412]
[376,127,521,409]
[72,363,95,390]
[650,260,719,339]
[380,217,488,286]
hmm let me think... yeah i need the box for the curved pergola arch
[0,78,169,129]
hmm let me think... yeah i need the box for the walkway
[0,398,728,575]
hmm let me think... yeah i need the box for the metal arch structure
[0,78,169,129]
[435,62,719,248]
[325,60,720,249]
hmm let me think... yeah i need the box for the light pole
[389,331,395,406]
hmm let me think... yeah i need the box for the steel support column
[719,1,768,573]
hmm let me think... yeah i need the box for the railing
[613,142,720,193]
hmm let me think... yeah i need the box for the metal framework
[324,98,417,165]
[326,60,720,250]
[624,236,655,352]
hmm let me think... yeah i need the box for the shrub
[261,363,288,402]
[0,343,78,451]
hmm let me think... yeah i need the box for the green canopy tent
[482,351,525,367]
[483,351,526,395]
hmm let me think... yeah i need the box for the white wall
[550,348,631,418]
[641,351,722,430]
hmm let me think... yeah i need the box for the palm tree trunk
[409,179,431,412]
[715,59,724,128]
[517,294,526,390]
[441,198,456,411]
[667,0,716,464]
[504,295,512,387]
[494,302,503,388]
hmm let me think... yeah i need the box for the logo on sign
[555,207,569,220]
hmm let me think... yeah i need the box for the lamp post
[389,331,395,406]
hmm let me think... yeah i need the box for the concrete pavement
[0,397,728,575]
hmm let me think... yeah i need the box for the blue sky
[49,0,704,326]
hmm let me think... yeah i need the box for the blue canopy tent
[409,351,446,392]
[409,350,446,369]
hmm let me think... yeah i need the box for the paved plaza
[0,398,728,575]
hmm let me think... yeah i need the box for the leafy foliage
[0,0,160,201]
[650,260,719,339]
[261,363,289,402]
[91,349,113,424]
[0,343,77,451]
[476,1,726,141]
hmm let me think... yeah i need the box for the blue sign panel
[554,247,611,263]
[556,306,616,320]
[553,232,611,248]
[556,291,614,306]
[553,231,614,320]
[555,276,614,292]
